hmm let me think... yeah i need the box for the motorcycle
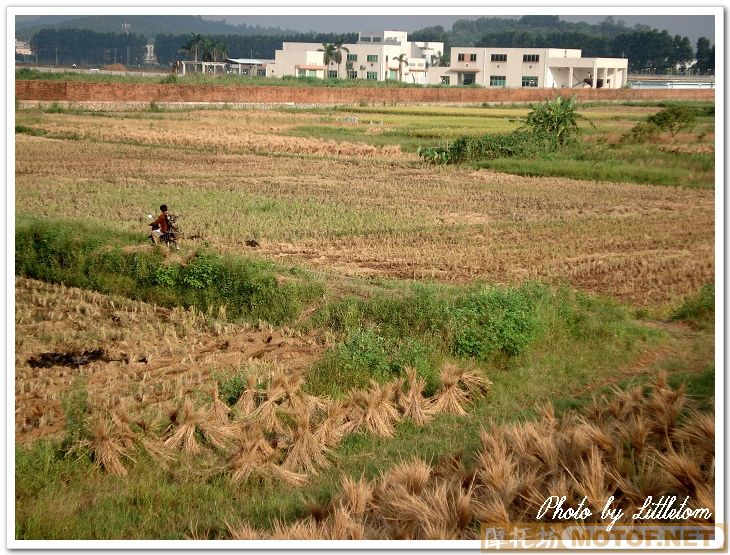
[147,213,182,250]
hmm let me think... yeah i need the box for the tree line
[154,31,357,65]
[414,16,714,73]
[25,17,714,74]
[475,29,710,72]
[29,28,147,66]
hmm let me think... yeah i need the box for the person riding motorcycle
[150,204,172,245]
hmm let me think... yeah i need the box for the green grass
[671,283,715,328]
[16,67,443,89]
[470,142,714,188]
[15,216,323,326]
[15,272,676,539]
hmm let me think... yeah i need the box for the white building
[15,39,32,57]
[428,47,628,89]
[270,30,444,84]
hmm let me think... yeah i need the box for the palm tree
[184,32,204,62]
[211,39,228,62]
[318,42,337,79]
[201,37,215,62]
[332,37,349,80]
[394,53,408,82]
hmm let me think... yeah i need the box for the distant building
[427,47,628,89]
[270,30,444,84]
[268,32,628,88]
[226,58,272,77]
[15,39,32,57]
[144,43,157,64]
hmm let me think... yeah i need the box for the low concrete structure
[427,47,628,89]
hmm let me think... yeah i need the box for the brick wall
[15,80,715,104]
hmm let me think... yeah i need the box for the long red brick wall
[15,80,715,104]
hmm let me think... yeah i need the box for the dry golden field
[15,106,713,307]
[14,277,324,445]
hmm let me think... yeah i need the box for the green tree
[394,53,408,81]
[332,37,349,79]
[695,37,714,73]
[318,42,337,78]
[184,32,204,62]
[647,106,696,136]
[430,50,444,67]
[669,35,694,72]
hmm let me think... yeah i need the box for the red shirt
[152,212,170,232]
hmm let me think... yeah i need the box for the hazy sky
[202,14,715,44]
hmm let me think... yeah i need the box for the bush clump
[671,284,714,329]
[623,105,696,143]
[15,217,322,325]
[418,95,587,164]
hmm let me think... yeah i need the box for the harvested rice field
[14,100,716,543]
[15,104,714,307]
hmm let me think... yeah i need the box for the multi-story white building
[268,31,628,89]
[428,47,628,89]
[270,30,444,84]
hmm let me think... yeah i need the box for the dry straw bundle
[225,374,713,540]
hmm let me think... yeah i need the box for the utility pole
[55,46,59,66]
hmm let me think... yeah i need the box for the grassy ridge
[15,217,323,325]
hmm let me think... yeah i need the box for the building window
[522,75,539,87]
[372,36,382,42]
[469,53,477,62]
[389,69,398,80]
[523,54,540,62]
[328,70,338,78]
[347,70,358,79]
[347,53,358,62]
[366,71,378,80]
[298,69,307,77]
[257,69,266,76]
[490,75,506,87]
[441,76,451,85]
[457,53,465,61]
[367,54,378,63]
[491,53,507,62]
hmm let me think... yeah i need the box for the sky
[201,14,715,44]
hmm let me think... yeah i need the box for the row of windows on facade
[338,54,424,66]
[299,68,540,85]
[456,53,540,63]
[440,75,539,87]
[298,69,383,79]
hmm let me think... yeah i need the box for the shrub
[451,286,545,360]
[671,284,714,328]
[647,106,696,136]
[159,74,179,85]
[416,145,451,164]
[519,95,588,146]
[418,96,587,165]
[622,121,661,144]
